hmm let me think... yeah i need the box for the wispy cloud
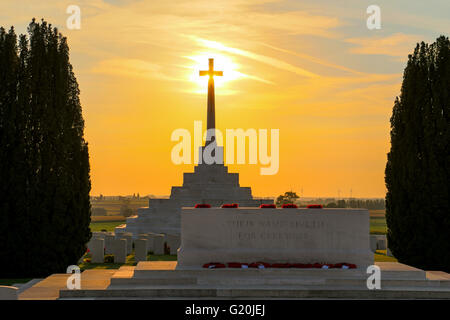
[91,58,183,82]
[192,37,319,78]
[345,33,422,58]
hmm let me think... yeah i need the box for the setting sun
[187,53,242,92]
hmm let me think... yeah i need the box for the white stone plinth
[177,207,373,269]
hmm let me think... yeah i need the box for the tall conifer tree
[385,36,450,272]
[0,19,91,277]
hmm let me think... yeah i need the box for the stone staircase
[58,261,450,299]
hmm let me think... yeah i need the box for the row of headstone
[166,234,181,255]
[86,232,181,264]
[137,232,165,255]
[369,235,394,257]
[370,235,387,252]
[89,238,128,263]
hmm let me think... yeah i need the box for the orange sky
[3,0,449,198]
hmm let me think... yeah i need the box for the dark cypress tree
[0,19,91,277]
[385,36,450,272]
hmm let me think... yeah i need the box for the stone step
[110,277,198,286]
[59,285,450,299]
[109,275,448,288]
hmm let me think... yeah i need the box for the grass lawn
[374,250,397,262]
[78,251,177,271]
[369,210,387,234]
[90,220,126,232]
[91,199,148,216]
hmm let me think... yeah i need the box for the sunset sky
[2,0,449,198]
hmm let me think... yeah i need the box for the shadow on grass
[78,251,177,271]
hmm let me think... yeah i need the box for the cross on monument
[200,58,223,145]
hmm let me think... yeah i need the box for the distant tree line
[324,199,385,210]
[275,191,385,209]
[0,20,91,277]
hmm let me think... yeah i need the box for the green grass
[91,199,148,216]
[78,251,177,271]
[89,221,126,232]
[370,212,387,235]
[0,278,33,286]
[374,250,397,262]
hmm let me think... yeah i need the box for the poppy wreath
[249,262,272,269]
[202,262,357,269]
[281,203,298,208]
[195,203,211,208]
[227,262,249,268]
[202,262,226,269]
[271,263,292,268]
[260,204,276,208]
[307,204,323,209]
[291,263,313,268]
[221,203,239,208]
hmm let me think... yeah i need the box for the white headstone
[152,234,165,255]
[134,239,148,262]
[105,234,115,254]
[370,235,378,253]
[166,234,181,255]
[376,235,387,250]
[91,238,105,263]
[112,239,127,264]
[116,232,133,255]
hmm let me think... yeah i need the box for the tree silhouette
[385,36,450,272]
[0,19,91,277]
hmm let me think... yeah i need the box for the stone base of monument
[52,208,450,299]
[177,207,374,269]
[56,261,450,299]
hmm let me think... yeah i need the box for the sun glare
[186,53,242,93]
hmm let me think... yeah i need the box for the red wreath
[260,204,276,208]
[249,262,272,268]
[281,203,298,208]
[307,204,323,209]
[221,203,239,208]
[203,261,357,269]
[227,262,249,268]
[195,203,211,208]
[271,263,292,268]
[202,262,226,268]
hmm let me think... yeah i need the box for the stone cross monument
[115,58,272,238]
[199,58,223,146]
